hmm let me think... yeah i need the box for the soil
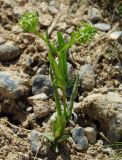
[0,0,122,160]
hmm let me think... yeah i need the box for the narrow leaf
[57,32,66,50]
[68,75,79,119]
[58,44,69,82]
[48,51,65,88]
[46,31,58,55]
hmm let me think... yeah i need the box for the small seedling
[19,12,96,151]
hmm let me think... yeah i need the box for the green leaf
[46,31,58,56]
[43,132,55,142]
[52,116,66,139]
[58,44,69,83]
[57,32,66,50]
[68,74,79,119]
[19,12,39,33]
[48,51,65,88]
[72,23,96,44]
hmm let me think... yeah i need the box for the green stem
[50,68,62,118]
[62,88,67,118]
[68,75,79,119]
[34,30,47,43]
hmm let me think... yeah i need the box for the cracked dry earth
[0,0,122,160]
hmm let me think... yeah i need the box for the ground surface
[0,0,122,160]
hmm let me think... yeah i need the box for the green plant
[19,12,96,151]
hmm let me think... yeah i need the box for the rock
[79,64,95,91]
[67,62,74,77]
[72,127,89,150]
[82,92,122,142]
[57,22,67,31]
[36,65,48,75]
[108,31,122,40]
[0,41,21,61]
[39,13,53,27]
[32,74,53,96]
[88,7,102,22]
[26,107,33,113]
[40,2,48,14]
[0,37,6,45]
[94,23,111,31]
[84,127,97,144]
[28,94,51,119]
[30,130,41,153]
[30,130,50,155]
[48,6,58,15]
[28,93,48,102]
[0,71,29,99]
[73,102,81,114]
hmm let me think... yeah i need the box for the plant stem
[34,30,47,43]
[62,88,67,118]
[68,75,79,119]
[50,68,62,119]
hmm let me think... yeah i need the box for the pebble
[26,107,33,113]
[94,23,111,31]
[39,13,53,27]
[0,37,6,45]
[0,71,28,99]
[32,74,53,96]
[28,97,50,119]
[108,31,122,40]
[72,127,89,151]
[0,41,21,61]
[73,102,81,114]
[88,7,102,22]
[84,127,97,144]
[100,87,108,94]
[67,62,74,77]
[48,6,58,15]
[79,64,95,91]
[30,130,41,153]
[82,92,122,142]
[36,65,48,75]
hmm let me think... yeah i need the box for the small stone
[57,22,67,31]
[88,7,102,22]
[79,64,95,91]
[82,92,122,142]
[26,107,33,113]
[108,31,122,40]
[100,87,108,94]
[28,99,50,119]
[0,71,29,99]
[94,23,111,31]
[32,74,53,96]
[0,37,6,45]
[17,131,27,138]
[84,127,97,144]
[28,93,48,102]
[0,41,21,61]
[73,102,81,114]
[48,6,58,15]
[40,2,48,14]
[30,130,41,153]
[36,65,48,75]
[67,62,74,77]
[39,13,53,27]
[72,127,89,151]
